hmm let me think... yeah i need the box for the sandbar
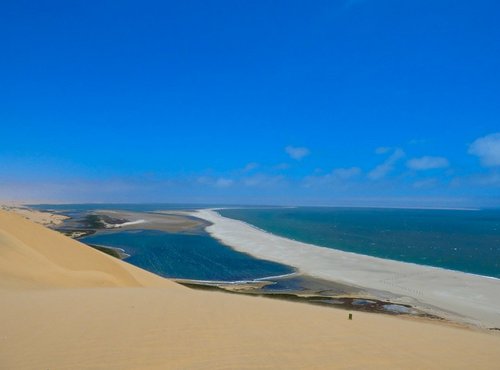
[189,209,500,328]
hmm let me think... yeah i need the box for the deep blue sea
[82,230,293,281]
[219,207,500,278]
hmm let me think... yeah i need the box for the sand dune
[0,205,69,226]
[0,210,173,290]
[1,209,500,369]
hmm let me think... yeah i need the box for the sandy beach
[190,209,500,329]
[2,208,500,369]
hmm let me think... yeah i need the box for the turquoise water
[82,230,293,281]
[219,207,500,278]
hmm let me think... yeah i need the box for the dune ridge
[1,209,500,369]
[0,210,173,289]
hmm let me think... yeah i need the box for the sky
[1,0,499,207]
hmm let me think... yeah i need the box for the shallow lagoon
[83,229,293,281]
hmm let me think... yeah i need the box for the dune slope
[0,210,173,289]
[1,209,500,369]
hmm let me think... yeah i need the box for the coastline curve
[190,209,500,328]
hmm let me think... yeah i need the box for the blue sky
[1,0,499,207]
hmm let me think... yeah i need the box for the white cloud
[412,178,438,189]
[303,167,361,188]
[274,163,291,170]
[332,167,362,180]
[406,156,449,170]
[242,162,259,172]
[196,176,212,185]
[368,148,405,180]
[468,133,500,167]
[197,176,234,188]
[214,178,234,188]
[242,174,285,187]
[285,146,310,160]
[375,146,391,154]
[467,172,500,186]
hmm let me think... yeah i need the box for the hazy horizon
[24,201,492,212]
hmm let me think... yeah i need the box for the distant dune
[1,209,500,369]
[0,205,69,227]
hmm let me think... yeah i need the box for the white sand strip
[192,209,500,328]
[109,219,147,228]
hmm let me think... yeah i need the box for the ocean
[219,207,500,278]
[32,204,500,280]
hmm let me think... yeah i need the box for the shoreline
[3,206,500,368]
[189,209,500,329]
[12,205,500,329]
[211,207,499,281]
[220,212,500,282]
[173,273,452,324]
[43,207,425,321]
